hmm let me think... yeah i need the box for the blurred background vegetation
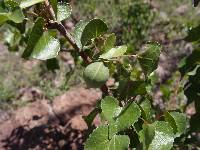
[0,0,200,111]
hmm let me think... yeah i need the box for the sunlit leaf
[85,125,110,150]
[164,111,187,137]
[109,135,130,150]
[115,102,141,132]
[83,62,109,88]
[22,17,44,58]
[101,96,119,122]
[85,125,130,150]
[73,20,88,49]
[57,2,71,22]
[149,121,174,150]
[100,45,127,59]
[20,0,44,9]
[31,32,60,60]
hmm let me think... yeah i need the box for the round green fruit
[83,62,109,88]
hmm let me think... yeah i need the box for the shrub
[0,0,199,149]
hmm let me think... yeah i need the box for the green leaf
[81,19,108,47]
[83,62,109,88]
[100,45,127,59]
[22,17,44,58]
[56,2,71,22]
[138,42,161,77]
[139,124,155,150]
[140,98,154,121]
[20,0,44,9]
[101,33,116,52]
[101,96,119,122]
[116,102,141,132]
[149,121,174,150]
[109,135,130,150]
[0,7,24,24]
[31,32,60,60]
[85,125,110,150]
[100,97,141,135]
[85,125,130,150]
[73,20,88,49]
[164,111,187,137]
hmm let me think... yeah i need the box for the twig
[44,0,56,21]
[44,0,109,94]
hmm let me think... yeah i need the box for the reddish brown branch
[44,0,109,94]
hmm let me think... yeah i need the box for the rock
[0,100,56,149]
[68,115,88,131]
[52,87,102,123]
[0,88,102,150]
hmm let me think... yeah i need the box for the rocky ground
[0,88,101,150]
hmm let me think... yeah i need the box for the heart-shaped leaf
[116,102,141,132]
[137,42,161,77]
[31,32,60,60]
[81,19,108,47]
[101,96,141,135]
[100,45,127,59]
[83,62,109,88]
[148,121,174,150]
[101,96,119,123]
[57,2,71,22]
[164,111,187,137]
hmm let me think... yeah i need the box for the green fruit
[83,62,109,88]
